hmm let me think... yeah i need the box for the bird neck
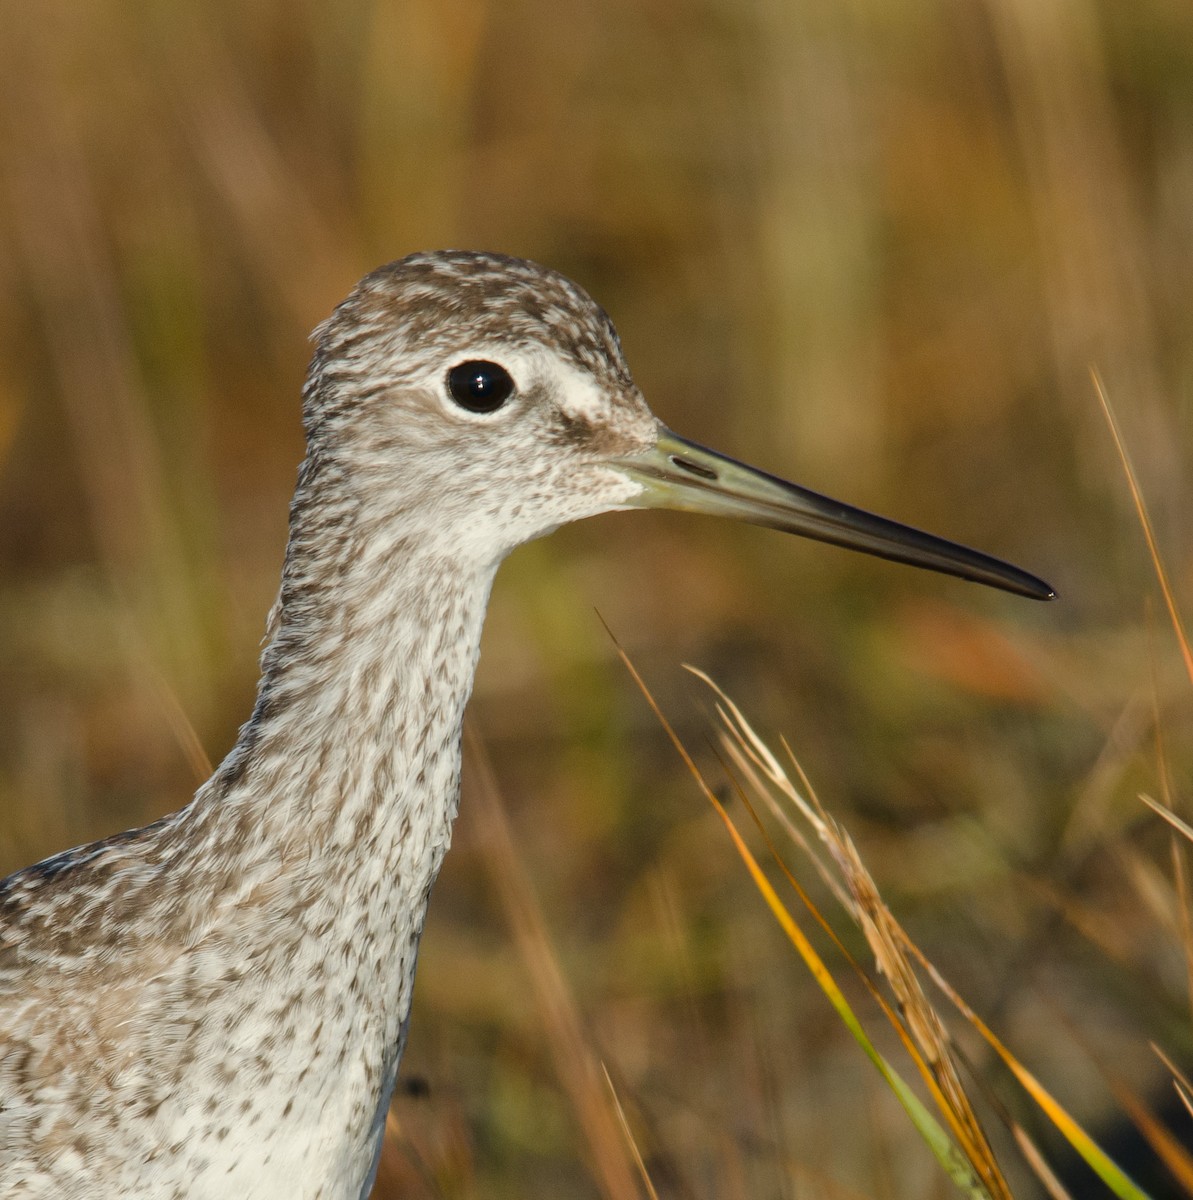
[197,456,498,896]
[149,462,501,1187]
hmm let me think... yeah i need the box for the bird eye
[446,360,515,413]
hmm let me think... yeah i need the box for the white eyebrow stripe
[552,360,607,423]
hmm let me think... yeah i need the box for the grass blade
[608,637,998,1198]
[1092,369,1193,686]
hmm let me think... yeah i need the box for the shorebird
[0,251,1052,1198]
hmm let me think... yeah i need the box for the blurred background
[1,0,1192,1196]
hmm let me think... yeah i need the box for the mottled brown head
[299,251,658,567]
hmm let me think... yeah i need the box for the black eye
[446,360,515,413]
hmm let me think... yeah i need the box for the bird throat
[168,524,499,1192]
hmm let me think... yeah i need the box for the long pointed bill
[613,428,1054,601]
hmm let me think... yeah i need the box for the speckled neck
[215,567,491,879]
[170,449,499,1196]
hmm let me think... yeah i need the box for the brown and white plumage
[0,251,1051,1198]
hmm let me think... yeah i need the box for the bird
[0,250,1053,1199]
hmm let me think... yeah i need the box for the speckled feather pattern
[0,252,657,1198]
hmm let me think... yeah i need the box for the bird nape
[0,250,1053,1200]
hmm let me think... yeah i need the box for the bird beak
[612,427,1054,600]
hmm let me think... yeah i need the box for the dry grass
[1,0,1192,1195]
